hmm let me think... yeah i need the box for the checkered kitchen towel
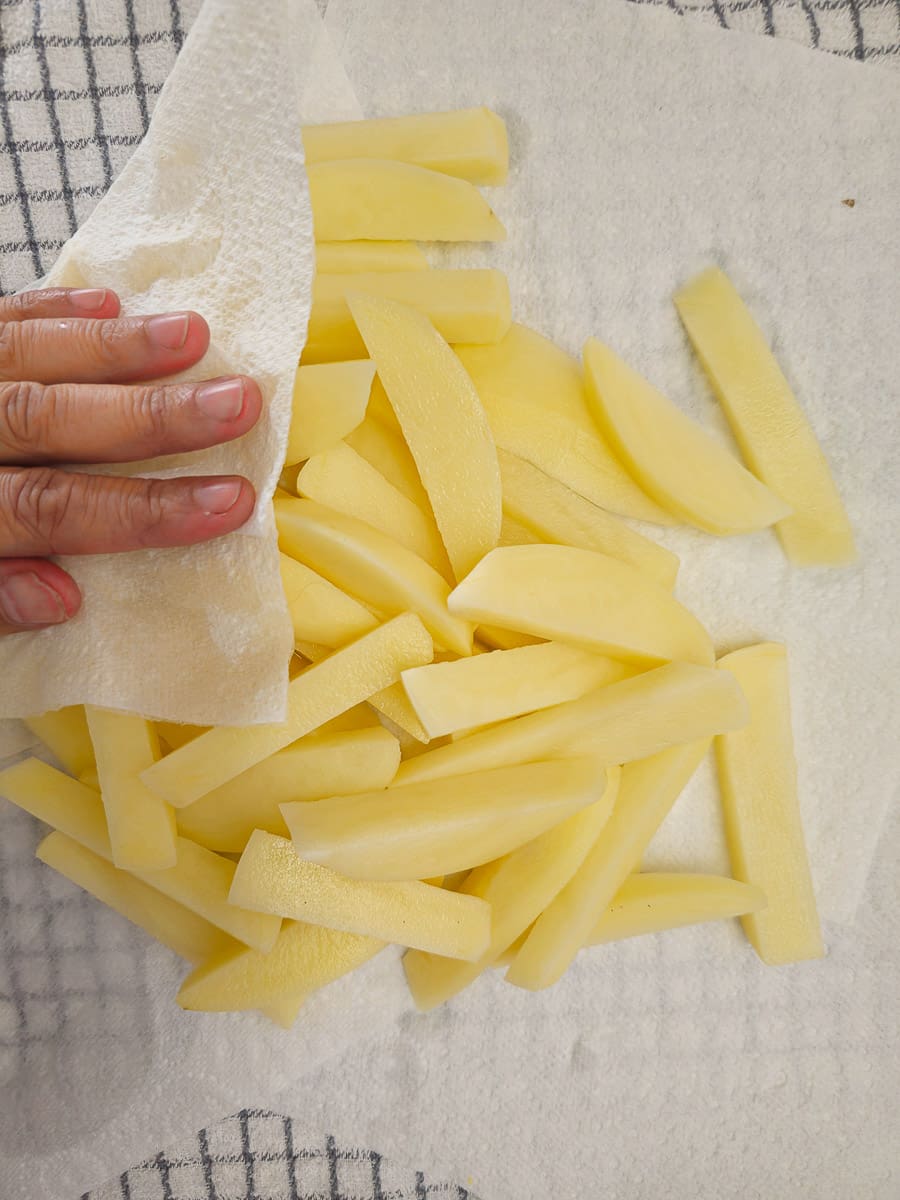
[0,1,896,1198]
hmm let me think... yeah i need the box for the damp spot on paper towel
[841,198,856,208]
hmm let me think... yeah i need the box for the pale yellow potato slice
[286,360,375,464]
[315,240,428,273]
[675,267,855,565]
[716,643,823,965]
[345,409,431,511]
[348,293,502,580]
[506,739,710,990]
[24,705,95,776]
[302,108,508,185]
[280,554,379,648]
[449,546,713,666]
[476,624,543,651]
[498,514,541,546]
[85,708,177,871]
[231,831,491,961]
[582,338,790,535]
[457,325,675,526]
[404,772,619,1010]
[35,831,237,966]
[0,760,280,952]
[283,756,608,881]
[178,920,385,1013]
[297,442,451,577]
[156,722,207,751]
[588,872,767,945]
[395,662,747,785]
[78,767,100,789]
[499,451,679,589]
[276,499,473,656]
[176,727,401,853]
[401,643,635,738]
[304,270,511,363]
[309,159,505,243]
[141,613,433,807]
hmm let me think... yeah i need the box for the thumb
[0,558,81,637]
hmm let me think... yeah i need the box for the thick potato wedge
[675,267,855,565]
[716,643,823,965]
[498,514,541,547]
[345,407,431,512]
[449,545,713,666]
[395,662,747,785]
[283,756,609,881]
[286,360,375,464]
[582,338,790,535]
[309,159,505,243]
[279,554,378,648]
[140,614,433,807]
[24,705,95,776]
[304,270,511,363]
[348,293,502,580]
[231,831,491,960]
[315,240,428,273]
[588,872,767,945]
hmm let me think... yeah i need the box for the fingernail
[69,288,109,312]
[195,378,246,421]
[146,312,191,351]
[193,480,243,515]
[0,572,68,627]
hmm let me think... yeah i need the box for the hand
[0,287,262,637]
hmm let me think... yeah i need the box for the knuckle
[0,466,71,552]
[131,384,174,444]
[0,380,48,455]
[0,323,24,380]
[130,478,171,546]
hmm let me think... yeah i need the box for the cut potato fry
[345,407,431,511]
[286,360,375,464]
[0,759,280,951]
[23,705,94,776]
[588,872,767,945]
[231,831,491,960]
[297,442,451,576]
[675,267,855,564]
[449,546,713,666]
[315,240,428,273]
[283,756,609,881]
[85,708,177,871]
[395,662,747,785]
[309,159,505,243]
[276,498,473,655]
[506,739,710,989]
[176,727,401,852]
[456,326,676,526]
[78,767,100,789]
[582,338,790,535]
[302,108,508,185]
[404,774,619,1010]
[498,514,540,547]
[349,293,502,580]
[141,614,433,807]
[156,722,206,752]
[401,642,635,738]
[716,643,823,965]
[280,553,378,648]
[304,270,511,363]
[499,451,679,589]
[476,624,543,651]
[35,831,237,966]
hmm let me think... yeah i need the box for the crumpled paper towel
[0,0,315,745]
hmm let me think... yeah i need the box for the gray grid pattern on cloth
[0,0,893,1197]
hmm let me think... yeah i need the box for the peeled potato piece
[716,643,823,965]
[506,739,710,990]
[141,614,433,807]
[401,642,635,738]
[309,159,505,243]
[395,662,747,785]
[675,267,855,565]
[404,772,619,1010]
[24,705,95,776]
[276,498,473,656]
[588,872,767,945]
[304,270,511,363]
[175,727,401,853]
[476,624,543,651]
[280,554,378,648]
[349,293,502,580]
[315,240,428,273]
[498,514,541,547]
[286,360,375,464]
[449,545,713,666]
[499,451,679,589]
[156,722,207,751]
[582,338,790,535]
[231,831,491,961]
[345,409,431,511]
[302,108,508,186]
[283,756,608,881]
[85,708,177,871]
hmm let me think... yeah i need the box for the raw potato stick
[315,240,429,273]
[23,705,95,776]
[587,872,767,945]
[285,360,375,464]
[279,554,379,648]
